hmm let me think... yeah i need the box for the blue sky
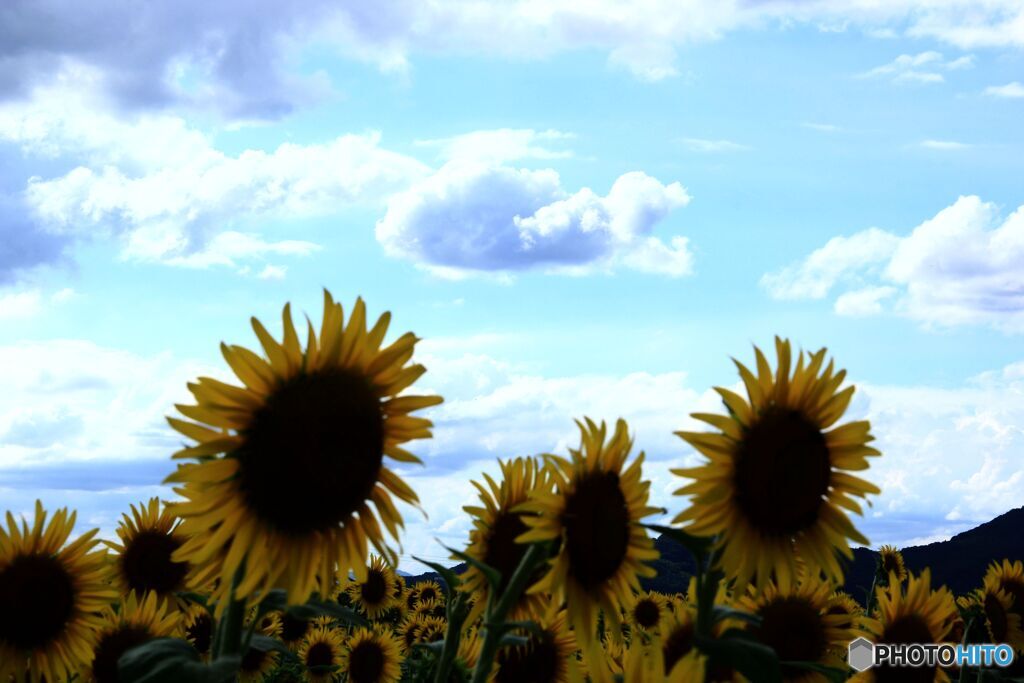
[1,1,1023,570]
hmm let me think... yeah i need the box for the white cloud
[858,51,974,84]
[376,161,693,277]
[257,264,288,280]
[802,122,843,133]
[162,232,319,270]
[984,81,1024,98]
[414,129,574,164]
[763,196,1024,332]
[0,290,43,319]
[920,139,972,150]
[834,286,898,316]
[607,43,680,82]
[679,138,750,153]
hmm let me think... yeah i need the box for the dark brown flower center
[561,470,630,589]
[734,407,831,537]
[756,597,826,671]
[120,530,189,595]
[241,646,270,672]
[634,598,662,629]
[282,612,311,643]
[875,614,936,683]
[419,586,438,602]
[985,593,1009,642]
[0,553,76,650]
[307,641,336,668]
[91,626,152,683]
[393,578,404,599]
[663,621,695,673]
[236,369,384,535]
[348,640,385,683]
[483,511,530,594]
[186,612,213,656]
[496,633,559,683]
[361,570,389,605]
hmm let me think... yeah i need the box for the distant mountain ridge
[405,506,1024,602]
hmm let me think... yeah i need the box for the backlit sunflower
[627,590,670,635]
[854,569,957,683]
[345,556,398,619]
[166,292,442,609]
[105,498,209,608]
[0,502,118,683]
[673,338,881,588]
[518,418,660,646]
[85,591,181,683]
[412,579,443,605]
[878,545,907,584]
[975,574,1024,650]
[986,559,1024,622]
[462,456,552,622]
[494,610,579,683]
[183,604,214,660]
[298,626,347,683]
[736,575,858,683]
[340,627,403,683]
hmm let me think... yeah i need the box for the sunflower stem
[470,542,548,683]
[215,562,248,662]
[433,591,470,683]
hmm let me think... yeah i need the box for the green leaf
[289,599,367,626]
[247,634,293,657]
[498,634,531,648]
[118,638,240,683]
[414,555,460,592]
[444,544,501,592]
[780,660,849,683]
[711,605,762,627]
[640,523,713,560]
[695,630,781,683]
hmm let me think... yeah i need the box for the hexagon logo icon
[848,637,875,672]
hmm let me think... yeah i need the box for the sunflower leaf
[711,605,762,627]
[695,630,782,683]
[443,544,501,592]
[413,555,461,592]
[291,598,368,627]
[779,661,849,683]
[640,523,713,561]
[118,637,241,683]
[498,634,532,648]
[247,634,293,657]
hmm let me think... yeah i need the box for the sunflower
[825,591,869,639]
[414,616,447,645]
[255,610,284,639]
[298,626,347,683]
[518,418,660,646]
[397,615,424,654]
[975,574,1024,650]
[736,575,858,682]
[403,586,420,613]
[414,598,447,621]
[104,498,207,606]
[627,591,670,635]
[392,574,406,601]
[239,645,280,683]
[656,600,706,683]
[165,292,442,610]
[345,556,399,619]
[494,610,579,683]
[462,457,552,622]
[341,627,403,683]
[85,591,181,683]
[986,559,1024,622]
[183,604,214,660]
[0,501,118,683]
[281,610,315,650]
[673,338,881,588]
[853,569,957,683]
[411,579,443,606]
[878,546,907,584]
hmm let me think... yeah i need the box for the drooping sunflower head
[986,559,1024,620]
[673,338,881,589]
[628,590,670,634]
[298,626,347,683]
[0,501,118,683]
[737,575,857,683]
[183,604,214,660]
[877,545,907,584]
[86,591,181,683]
[341,627,404,683]
[494,610,578,683]
[518,418,661,646]
[866,569,957,683]
[165,292,442,610]
[345,555,398,619]
[976,574,1024,650]
[412,580,443,605]
[462,456,552,622]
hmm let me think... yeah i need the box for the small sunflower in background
[518,418,660,647]
[183,604,214,660]
[105,498,207,608]
[391,574,406,602]
[166,292,442,610]
[340,627,403,683]
[412,579,443,605]
[656,601,704,682]
[280,611,314,650]
[0,502,118,683]
[824,590,869,638]
[397,615,424,654]
[986,559,1024,622]
[627,590,670,635]
[494,610,579,683]
[345,556,399,618]
[674,338,881,589]
[737,575,858,683]
[298,626,347,683]
[403,586,420,613]
[975,575,1024,651]
[85,591,181,683]
[414,597,447,621]
[238,645,280,683]
[254,610,284,639]
[878,545,908,584]
[462,456,552,622]
[854,569,957,683]
[414,616,447,645]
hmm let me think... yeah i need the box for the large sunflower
[345,555,398,619]
[518,418,660,646]
[986,559,1024,623]
[673,338,880,588]
[105,498,207,605]
[340,627,403,683]
[0,501,118,683]
[85,591,181,683]
[461,456,551,622]
[165,292,442,609]
[298,626,347,683]
[853,569,957,683]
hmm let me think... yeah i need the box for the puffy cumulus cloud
[984,81,1024,98]
[376,162,692,277]
[762,196,1024,332]
[857,50,974,84]
[414,128,575,164]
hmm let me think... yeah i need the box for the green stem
[695,543,720,638]
[433,592,470,683]
[214,562,248,660]
[470,543,548,683]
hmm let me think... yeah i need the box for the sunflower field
[2,290,1023,683]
